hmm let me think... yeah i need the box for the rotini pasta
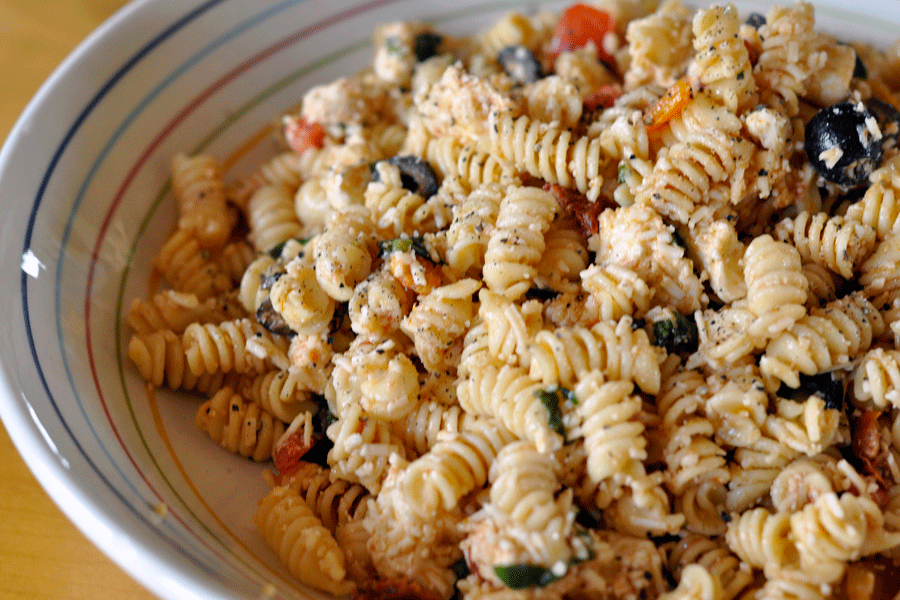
[125,3,900,598]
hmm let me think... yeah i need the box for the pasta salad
[126,1,900,598]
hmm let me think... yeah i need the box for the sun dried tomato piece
[273,416,320,476]
[544,183,602,237]
[852,410,881,461]
[583,84,623,111]
[351,579,443,600]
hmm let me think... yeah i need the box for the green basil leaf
[494,564,558,589]
[267,237,310,260]
[377,236,437,263]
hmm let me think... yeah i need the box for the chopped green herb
[494,564,559,589]
[617,163,631,183]
[652,313,698,354]
[853,51,868,79]
[535,386,574,438]
[267,237,309,260]
[377,236,436,262]
[385,35,404,55]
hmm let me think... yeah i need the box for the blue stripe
[52,0,305,515]
[20,0,262,577]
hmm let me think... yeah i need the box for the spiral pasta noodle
[743,234,808,342]
[445,183,504,277]
[657,368,729,534]
[845,155,900,240]
[391,400,478,458]
[489,112,609,201]
[457,362,563,452]
[279,461,369,532]
[529,317,662,394]
[195,386,284,461]
[483,185,558,300]
[401,278,480,374]
[171,153,234,250]
[760,293,884,389]
[774,211,876,279]
[402,418,515,515]
[326,403,407,494]
[153,228,232,301]
[254,485,354,595]
[853,347,900,408]
[688,4,756,113]
[247,184,304,253]
[753,2,820,117]
[125,3,900,597]
[183,317,290,377]
[573,374,649,491]
[668,534,753,600]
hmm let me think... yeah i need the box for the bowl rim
[0,0,254,598]
[1,1,900,599]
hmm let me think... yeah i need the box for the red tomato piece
[283,115,326,154]
[583,84,623,111]
[273,424,319,476]
[549,4,616,64]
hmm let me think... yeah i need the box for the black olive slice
[865,97,900,151]
[255,297,293,336]
[413,32,443,62]
[745,12,766,28]
[805,101,883,187]
[777,371,845,411]
[497,45,543,84]
[372,155,439,198]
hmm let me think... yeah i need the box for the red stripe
[82,0,402,583]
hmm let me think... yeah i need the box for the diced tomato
[645,78,693,133]
[273,424,319,475]
[583,84,623,111]
[549,4,617,64]
[283,115,326,154]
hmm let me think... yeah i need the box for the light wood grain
[0,1,155,598]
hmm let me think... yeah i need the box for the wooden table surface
[0,2,156,598]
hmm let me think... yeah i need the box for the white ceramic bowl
[0,1,898,599]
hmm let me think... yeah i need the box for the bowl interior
[0,1,898,599]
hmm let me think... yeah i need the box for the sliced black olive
[497,45,543,84]
[865,97,900,151]
[853,51,868,79]
[805,101,883,187]
[776,371,844,410]
[260,268,284,291]
[372,155,439,198]
[524,287,561,301]
[450,558,471,580]
[255,297,294,336]
[413,32,443,62]
[745,12,766,28]
[651,312,699,355]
